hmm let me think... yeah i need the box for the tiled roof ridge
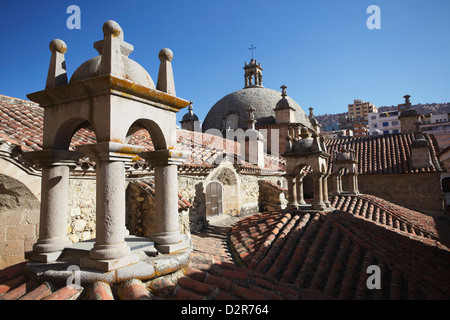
[0,94,39,107]
[325,132,444,175]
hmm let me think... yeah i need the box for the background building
[348,99,377,120]
[368,110,401,136]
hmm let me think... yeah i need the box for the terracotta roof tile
[228,195,450,299]
[325,133,443,174]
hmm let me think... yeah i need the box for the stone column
[139,149,190,253]
[349,172,360,195]
[334,173,343,195]
[285,174,299,209]
[296,174,306,205]
[312,172,326,210]
[25,149,82,262]
[77,142,143,271]
[322,173,331,207]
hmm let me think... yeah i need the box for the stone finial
[157,48,176,96]
[285,135,293,153]
[97,20,134,78]
[300,127,309,139]
[404,94,411,107]
[281,85,287,98]
[46,39,68,89]
[246,106,256,130]
[309,107,314,118]
[103,20,123,40]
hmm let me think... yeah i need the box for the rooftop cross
[249,44,256,60]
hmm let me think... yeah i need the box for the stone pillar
[322,173,331,207]
[77,142,143,271]
[334,173,343,195]
[285,174,299,209]
[139,149,190,253]
[349,172,360,195]
[25,149,82,262]
[296,174,306,205]
[312,172,326,210]
[90,160,130,260]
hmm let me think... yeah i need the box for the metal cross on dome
[249,44,256,59]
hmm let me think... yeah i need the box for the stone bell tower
[25,20,191,272]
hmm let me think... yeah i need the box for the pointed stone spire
[46,39,68,89]
[157,48,176,96]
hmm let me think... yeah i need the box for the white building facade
[368,111,401,136]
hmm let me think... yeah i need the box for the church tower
[243,59,263,88]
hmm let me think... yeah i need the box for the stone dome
[181,110,199,122]
[70,56,155,89]
[69,20,155,89]
[202,86,311,132]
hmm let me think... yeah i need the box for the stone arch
[0,173,40,211]
[53,117,96,150]
[0,171,40,269]
[334,164,359,195]
[205,162,241,217]
[0,158,41,200]
[125,118,167,151]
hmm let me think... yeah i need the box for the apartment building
[348,99,377,120]
[368,110,401,136]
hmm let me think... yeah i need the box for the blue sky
[1,0,449,124]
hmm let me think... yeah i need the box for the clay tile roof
[325,133,443,174]
[229,195,450,299]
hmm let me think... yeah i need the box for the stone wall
[327,172,444,215]
[125,180,191,239]
[0,174,40,269]
[357,173,444,215]
[178,175,207,233]
[258,180,288,212]
[239,175,259,215]
[67,178,97,243]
